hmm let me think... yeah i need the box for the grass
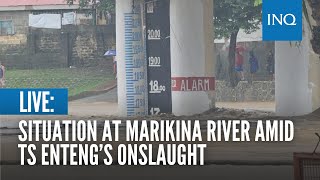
[5,67,116,97]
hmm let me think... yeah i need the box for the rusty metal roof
[0,0,76,7]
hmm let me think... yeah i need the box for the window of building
[0,21,14,35]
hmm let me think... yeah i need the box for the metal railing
[294,133,320,180]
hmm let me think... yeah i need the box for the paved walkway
[68,88,118,117]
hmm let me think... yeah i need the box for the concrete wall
[1,26,115,69]
[0,11,29,66]
[0,11,29,35]
[0,11,115,69]
[216,81,275,102]
[0,26,115,69]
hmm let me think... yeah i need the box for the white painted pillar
[275,41,311,116]
[170,0,215,116]
[116,0,147,117]
[275,11,320,116]
[116,0,132,116]
[275,19,312,116]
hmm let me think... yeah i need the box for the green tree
[66,0,115,25]
[214,0,262,87]
[66,0,115,12]
[254,0,320,58]
[255,0,320,55]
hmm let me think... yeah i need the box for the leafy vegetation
[254,0,320,55]
[66,0,115,12]
[66,0,115,24]
[214,0,262,87]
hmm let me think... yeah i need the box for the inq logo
[262,0,302,41]
[267,14,297,26]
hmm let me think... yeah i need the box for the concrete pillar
[116,0,132,116]
[116,0,147,116]
[275,41,311,116]
[305,2,320,113]
[275,15,316,116]
[170,0,215,116]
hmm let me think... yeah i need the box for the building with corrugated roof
[0,0,115,69]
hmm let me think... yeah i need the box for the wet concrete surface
[73,88,118,104]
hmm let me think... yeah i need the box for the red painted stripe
[172,77,215,92]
